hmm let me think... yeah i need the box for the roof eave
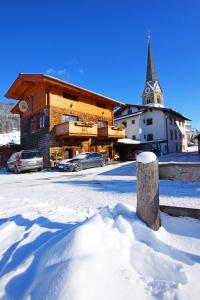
[5,73,125,107]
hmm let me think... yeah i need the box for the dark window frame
[147,133,153,141]
[146,118,153,126]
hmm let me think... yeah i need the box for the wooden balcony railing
[55,121,98,137]
[98,126,125,139]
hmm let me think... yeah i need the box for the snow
[0,150,200,299]
[117,138,140,144]
[137,151,157,164]
[0,131,20,146]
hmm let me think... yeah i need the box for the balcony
[55,121,98,137]
[98,126,125,139]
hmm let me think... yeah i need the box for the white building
[114,36,190,154]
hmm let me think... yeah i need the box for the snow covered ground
[0,131,20,146]
[0,149,200,299]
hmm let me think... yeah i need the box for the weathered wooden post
[136,151,160,230]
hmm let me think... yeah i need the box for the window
[147,134,153,141]
[144,135,146,139]
[128,109,132,114]
[132,119,135,124]
[122,121,127,128]
[98,120,108,128]
[63,92,78,101]
[146,97,151,104]
[157,96,161,104]
[146,118,153,126]
[132,135,136,140]
[21,151,41,159]
[40,115,45,128]
[170,116,172,125]
[143,119,146,124]
[62,115,78,123]
[31,117,36,133]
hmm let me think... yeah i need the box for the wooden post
[136,152,160,230]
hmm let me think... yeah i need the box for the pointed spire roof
[146,33,157,82]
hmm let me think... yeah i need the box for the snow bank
[0,131,20,146]
[137,151,157,164]
[0,204,200,300]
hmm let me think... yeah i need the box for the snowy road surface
[0,157,200,299]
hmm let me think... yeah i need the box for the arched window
[157,96,161,104]
[146,97,151,104]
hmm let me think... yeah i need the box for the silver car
[7,150,44,174]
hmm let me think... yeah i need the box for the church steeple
[146,33,157,82]
[142,33,164,108]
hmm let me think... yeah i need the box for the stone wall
[159,162,200,181]
[160,205,200,219]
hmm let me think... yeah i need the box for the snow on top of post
[137,151,157,164]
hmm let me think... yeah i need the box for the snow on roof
[114,110,145,121]
[115,104,190,121]
[117,138,141,144]
[117,138,166,145]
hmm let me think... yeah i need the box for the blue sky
[1,0,200,129]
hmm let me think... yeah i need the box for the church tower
[142,34,164,107]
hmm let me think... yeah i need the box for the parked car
[7,150,44,173]
[58,152,108,172]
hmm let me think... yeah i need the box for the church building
[114,36,190,154]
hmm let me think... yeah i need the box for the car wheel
[100,160,106,167]
[73,164,82,172]
[14,166,20,174]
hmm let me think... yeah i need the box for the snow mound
[0,131,20,146]
[137,151,157,164]
[0,204,200,300]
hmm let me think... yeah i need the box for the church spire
[142,34,164,107]
[146,32,157,82]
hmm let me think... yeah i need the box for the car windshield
[21,152,41,159]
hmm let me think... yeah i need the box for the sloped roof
[114,104,190,121]
[5,73,125,109]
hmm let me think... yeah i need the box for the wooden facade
[6,74,125,166]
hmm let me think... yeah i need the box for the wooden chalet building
[5,74,125,166]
